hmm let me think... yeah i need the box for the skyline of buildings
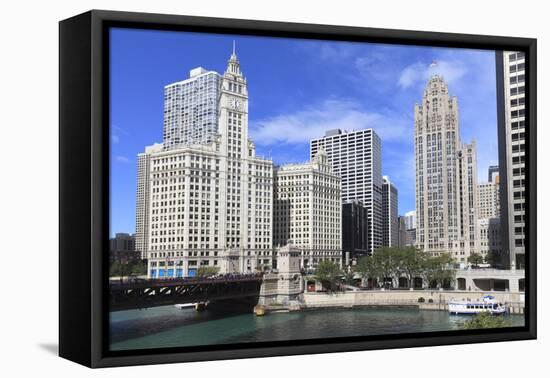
[122,46,516,277]
[138,49,276,277]
[110,32,502,236]
[109,232,139,263]
[136,49,354,278]
[311,129,383,254]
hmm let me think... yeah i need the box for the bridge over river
[109,274,263,311]
[109,268,526,312]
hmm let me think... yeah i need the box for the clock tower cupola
[221,41,248,109]
[226,40,242,77]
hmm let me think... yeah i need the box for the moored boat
[448,295,507,315]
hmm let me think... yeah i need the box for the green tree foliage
[314,260,343,292]
[355,247,456,289]
[355,253,380,287]
[375,247,398,287]
[424,253,456,289]
[459,312,511,330]
[341,268,356,286]
[467,252,484,267]
[196,266,220,277]
[400,247,428,288]
[109,259,147,278]
[129,260,147,275]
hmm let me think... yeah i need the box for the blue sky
[110,28,498,237]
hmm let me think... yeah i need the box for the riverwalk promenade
[300,290,525,314]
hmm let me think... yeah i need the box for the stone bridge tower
[259,245,304,305]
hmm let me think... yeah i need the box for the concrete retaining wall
[302,290,524,313]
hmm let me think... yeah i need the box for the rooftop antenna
[232,40,236,56]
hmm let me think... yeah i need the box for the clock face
[230,98,241,110]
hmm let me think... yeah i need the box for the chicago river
[110,306,524,351]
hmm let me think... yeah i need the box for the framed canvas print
[59,10,537,368]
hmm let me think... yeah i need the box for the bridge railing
[109,273,263,289]
[455,269,525,276]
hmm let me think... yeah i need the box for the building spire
[229,40,238,62]
[226,40,241,76]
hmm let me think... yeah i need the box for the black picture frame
[59,9,537,368]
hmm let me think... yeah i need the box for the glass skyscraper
[162,67,222,150]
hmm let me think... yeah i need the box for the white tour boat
[448,295,507,315]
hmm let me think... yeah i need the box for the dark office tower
[342,201,369,262]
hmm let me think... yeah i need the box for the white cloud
[398,60,467,89]
[354,51,395,83]
[250,99,411,146]
[317,43,358,62]
[115,155,131,163]
[110,124,127,145]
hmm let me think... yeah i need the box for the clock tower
[214,42,273,273]
[218,41,249,159]
[143,43,274,277]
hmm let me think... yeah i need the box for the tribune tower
[414,75,478,262]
